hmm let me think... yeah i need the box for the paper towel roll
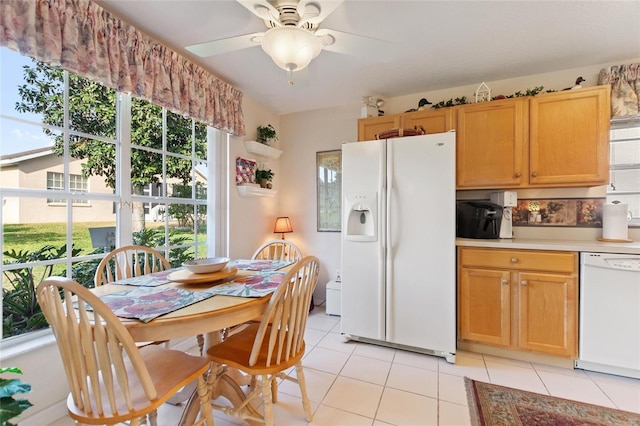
[602,202,629,240]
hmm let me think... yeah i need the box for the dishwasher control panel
[582,252,640,271]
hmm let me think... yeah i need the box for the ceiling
[96,0,640,115]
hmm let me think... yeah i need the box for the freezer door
[341,140,386,341]
[386,132,456,354]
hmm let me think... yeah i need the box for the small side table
[325,280,341,316]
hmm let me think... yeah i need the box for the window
[46,171,89,204]
[608,118,640,227]
[1,46,227,338]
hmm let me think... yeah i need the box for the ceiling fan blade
[298,0,343,26]
[316,28,398,61]
[185,32,263,57]
[237,0,280,22]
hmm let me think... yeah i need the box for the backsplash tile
[513,198,604,227]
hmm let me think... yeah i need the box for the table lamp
[274,216,293,239]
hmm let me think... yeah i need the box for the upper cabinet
[357,114,402,141]
[456,86,610,189]
[402,108,455,136]
[357,108,454,141]
[528,87,610,187]
[456,98,527,188]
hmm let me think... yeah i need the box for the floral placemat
[109,269,177,287]
[203,271,286,298]
[98,287,214,323]
[228,259,294,271]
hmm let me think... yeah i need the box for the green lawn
[3,222,115,257]
[2,222,202,288]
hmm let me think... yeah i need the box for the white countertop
[456,238,640,255]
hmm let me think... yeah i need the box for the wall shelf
[236,184,277,198]
[244,140,282,159]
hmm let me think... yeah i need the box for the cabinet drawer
[459,248,577,273]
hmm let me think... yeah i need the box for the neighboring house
[0,147,205,224]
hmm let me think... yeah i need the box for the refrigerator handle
[385,140,393,341]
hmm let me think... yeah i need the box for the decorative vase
[260,179,268,188]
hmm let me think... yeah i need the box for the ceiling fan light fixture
[261,26,322,72]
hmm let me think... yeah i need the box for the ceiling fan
[185,0,389,81]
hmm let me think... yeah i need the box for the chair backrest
[250,256,320,367]
[37,276,158,418]
[94,245,171,286]
[251,240,302,263]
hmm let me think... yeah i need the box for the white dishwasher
[576,252,640,379]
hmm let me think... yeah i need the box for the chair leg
[271,377,278,403]
[295,363,313,422]
[260,374,275,426]
[148,409,157,426]
[196,374,215,426]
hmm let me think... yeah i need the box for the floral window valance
[598,62,640,118]
[0,0,245,136]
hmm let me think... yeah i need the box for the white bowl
[182,257,230,274]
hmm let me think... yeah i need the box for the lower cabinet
[458,247,578,358]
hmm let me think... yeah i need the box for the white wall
[227,95,282,259]
[280,105,359,298]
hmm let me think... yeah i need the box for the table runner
[108,269,176,287]
[98,287,215,323]
[204,271,286,297]
[228,259,294,272]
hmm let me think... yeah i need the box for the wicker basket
[375,126,426,140]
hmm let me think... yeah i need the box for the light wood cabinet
[458,247,578,358]
[357,108,454,141]
[402,108,455,135]
[456,86,610,189]
[529,87,610,186]
[456,98,527,188]
[357,114,402,141]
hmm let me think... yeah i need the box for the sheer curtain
[0,0,245,136]
[598,62,640,118]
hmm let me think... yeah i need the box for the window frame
[1,51,228,307]
[607,117,640,227]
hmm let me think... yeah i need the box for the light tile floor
[50,304,640,425]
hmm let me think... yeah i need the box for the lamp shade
[261,26,322,72]
[274,216,293,239]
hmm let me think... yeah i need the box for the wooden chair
[94,245,171,287]
[252,239,314,312]
[36,276,214,426]
[94,245,179,350]
[251,239,302,263]
[206,256,320,426]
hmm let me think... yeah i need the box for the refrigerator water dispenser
[345,193,377,241]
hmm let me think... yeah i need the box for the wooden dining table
[91,261,292,425]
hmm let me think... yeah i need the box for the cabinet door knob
[521,280,528,286]
[531,171,538,177]
[511,258,518,263]
[501,278,509,285]
[514,172,521,178]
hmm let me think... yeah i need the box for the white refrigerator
[341,131,456,362]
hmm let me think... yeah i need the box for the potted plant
[255,169,274,189]
[0,367,32,426]
[256,124,278,146]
